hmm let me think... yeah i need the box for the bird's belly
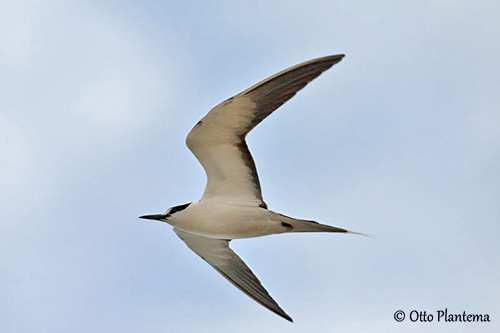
[170,204,283,239]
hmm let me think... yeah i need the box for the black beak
[139,214,165,220]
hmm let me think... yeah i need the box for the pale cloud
[0,0,180,194]
[467,90,500,150]
[67,11,175,131]
[71,69,139,127]
[0,114,31,189]
[0,0,43,69]
[2,0,181,133]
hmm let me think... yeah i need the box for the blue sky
[1,1,499,332]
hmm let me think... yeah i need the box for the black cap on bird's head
[139,202,192,221]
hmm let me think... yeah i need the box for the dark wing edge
[239,54,345,134]
[236,140,266,207]
[173,228,293,322]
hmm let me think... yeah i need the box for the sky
[1,0,499,332]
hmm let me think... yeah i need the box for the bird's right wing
[173,228,293,322]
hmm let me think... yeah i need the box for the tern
[141,54,363,322]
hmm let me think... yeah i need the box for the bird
[140,54,364,322]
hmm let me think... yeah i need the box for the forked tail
[277,213,371,237]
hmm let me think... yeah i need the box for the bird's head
[139,202,192,222]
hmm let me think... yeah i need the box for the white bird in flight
[141,54,364,322]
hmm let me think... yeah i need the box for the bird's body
[141,54,363,322]
[165,200,286,239]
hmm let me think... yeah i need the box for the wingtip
[264,302,294,323]
[275,310,294,322]
[268,302,293,322]
[313,54,345,68]
[312,54,345,62]
[325,53,345,61]
[331,54,345,63]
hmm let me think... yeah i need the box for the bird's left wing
[186,55,344,206]
[173,228,293,322]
